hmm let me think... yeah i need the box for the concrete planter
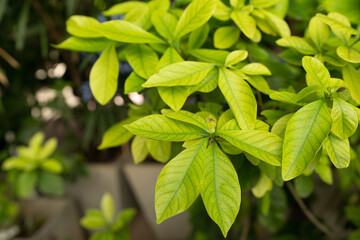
[66,145,135,215]
[15,198,84,240]
[124,163,192,240]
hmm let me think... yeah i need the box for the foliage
[56,0,360,238]
[2,132,64,198]
[0,184,19,228]
[80,193,136,240]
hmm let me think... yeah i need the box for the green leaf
[39,138,57,159]
[191,68,219,93]
[188,24,210,50]
[217,130,283,166]
[231,11,257,39]
[240,63,271,76]
[174,0,217,39]
[124,5,152,30]
[246,76,272,95]
[124,114,208,141]
[98,118,135,150]
[213,1,231,21]
[261,10,290,37]
[276,37,317,54]
[315,152,333,185]
[189,49,229,65]
[230,0,245,8]
[308,16,330,49]
[41,159,63,174]
[98,20,163,43]
[331,97,358,139]
[151,11,177,41]
[293,85,327,103]
[269,91,300,105]
[294,175,314,198]
[156,47,184,71]
[90,42,119,105]
[66,16,102,38]
[15,171,37,198]
[342,64,360,104]
[336,46,360,63]
[158,86,191,111]
[155,138,207,223]
[225,50,248,66]
[161,109,208,130]
[124,72,146,94]
[302,56,330,88]
[81,209,107,230]
[146,139,171,163]
[214,26,240,49]
[101,193,115,223]
[271,113,294,139]
[103,1,147,16]
[53,37,112,52]
[143,61,215,87]
[125,44,158,79]
[282,100,332,181]
[316,13,358,41]
[38,171,64,197]
[323,134,350,168]
[218,68,257,130]
[112,208,137,231]
[131,136,148,164]
[252,174,273,198]
[201,143,241,237]
[251,0,280,8]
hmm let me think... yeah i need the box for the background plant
[80,193,136,240]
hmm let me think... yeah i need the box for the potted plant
[1,132,84,240]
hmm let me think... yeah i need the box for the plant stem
[0,47,21,69]
[286,182,335,239]
[256,90,264,111]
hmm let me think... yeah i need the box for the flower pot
[15,197,84,240]
[124,163,192,240]
[66,145,136,216]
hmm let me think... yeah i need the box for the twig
[256,90,264,112]
[286,182,335,239]
[240,211,251,240]
[0,47,21,69]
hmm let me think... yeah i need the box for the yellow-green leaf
[101,193,115,223]
[189,49,229,65]
[342,64,360,104]
[151,11,178,41]
[53,37,112,52]
[331,97,358,139]
[125,44,158,79]
[323,134,350,169]
[218,68,257,130]
[131,136,148,164]
[282,100,332,181]
[276,37,317,54]
[302,56,330,88]
[174,0,217,39]
[225,50,248,67]
[124,72,146,94]
[240,63,271,76]
[66,16,102,38]
[143,61,215,87]
[231,11,257,39]
[103,1,146,16]
[90,42,119,105]
[98,20,163,43]
[336,46,360,64]
[155,138,208,223]
[98,118,136,150]
[158,86,191,111]
[214,26,240,49]
[156,47,184,71]
[308,16,330,49]
[161,109,208,130]
[201,143,240,237]
[124,114,208,141]
[146,139,171,163]
[217,130,283,166]
[262,10,290,37]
